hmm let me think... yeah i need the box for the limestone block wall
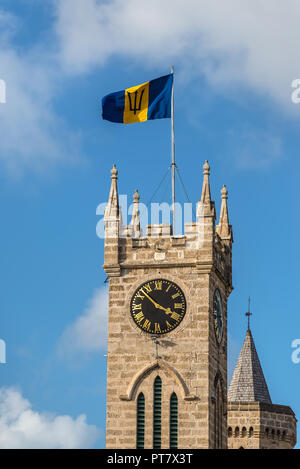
[227,402,297,449]
[105,225,232,448]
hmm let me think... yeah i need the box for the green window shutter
[153,376,162,449]
[137,393,145,449]
[170,392,178,448]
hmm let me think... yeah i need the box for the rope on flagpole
[146,167,170,207]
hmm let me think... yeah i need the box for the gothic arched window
[136,393,145,449]
[249,427,254,438]
[214,376,224,448]
[153,376,162,449]
[228,427,233,438]
[170,392,178,449]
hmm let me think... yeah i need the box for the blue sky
[0,0,300,448]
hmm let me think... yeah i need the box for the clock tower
[103,161,233,449]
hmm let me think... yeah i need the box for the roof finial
[131,189,141,237]
[200,160,211,203]
[216,184,231,239]
[245,297,252,331]
[111,164,118,180]
[104,164,120,222]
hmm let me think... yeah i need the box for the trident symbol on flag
[127,89,145,114]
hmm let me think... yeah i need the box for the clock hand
[142,292,179,318]
[142,291,166,310]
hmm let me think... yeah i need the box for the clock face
[130,279,186,335]
[213,289,223,344]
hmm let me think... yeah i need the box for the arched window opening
[249,427,254,438]
[214,377,224,448]
[265,428,269,439]
[277,430,281,440]
[136,393,145,449]
[242,427,247,437]
[282,431,286,441]
[271,429,275,440]
[153,376,162,449]
[228,427,232,438]
[235,427,239,438]
[170,392,178,449]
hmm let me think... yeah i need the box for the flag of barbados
[102,74,173,124]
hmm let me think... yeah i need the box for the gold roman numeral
[171,312,181,321]
[174,303,183,309]
[142,319,151,331]
[136,291,145,300]
[154,323,161,333]
[172,292,180,299]
[154,281,162,290]
[143,283,152,293]
[132,303,142,311]
[134,311,144,324]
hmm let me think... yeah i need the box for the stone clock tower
[103,161,233,449]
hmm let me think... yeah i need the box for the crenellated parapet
[103,161,233,294]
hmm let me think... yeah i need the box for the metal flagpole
[171,65,175,234]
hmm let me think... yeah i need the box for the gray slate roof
[228,329,272,403]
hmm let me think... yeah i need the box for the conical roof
[228,329,272,403]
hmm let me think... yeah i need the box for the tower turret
[197,160,216,220]
[227,313,297,449]
[130,189,142,238]
[216,185,232,241]
[103,164,121,276]
[104,160,233,449]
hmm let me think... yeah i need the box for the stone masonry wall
[105,222,232,449]
[227,402,297,449]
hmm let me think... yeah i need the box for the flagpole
[171,65,175,234]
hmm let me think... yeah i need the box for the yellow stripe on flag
[123,81,149,123]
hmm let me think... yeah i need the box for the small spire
[197,160,216,223]
[133,188,140,203]
[216,184,231,238]
[104,164,120,221]
[111,164,118,179]
[200,160,211,204]
[130,189,141,237]
[245,297,252,331]
[228,326,272,404]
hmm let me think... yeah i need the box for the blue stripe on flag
[147,74,173,121]
[102,90,125,123]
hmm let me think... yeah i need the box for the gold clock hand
[165,308,180,320]
[142,292,179,318]
[142,291,165,310]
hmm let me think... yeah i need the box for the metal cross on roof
[245,297,252,330]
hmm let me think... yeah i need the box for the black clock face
[213,289,223,344]
[130,279,186,335]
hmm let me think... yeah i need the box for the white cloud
[57,287,108,358]
[2,0,299,176]
[0,10,81,177]
[55,0,300,108]
[0,387,100,449]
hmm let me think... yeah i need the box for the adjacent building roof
[228,329,272,404]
